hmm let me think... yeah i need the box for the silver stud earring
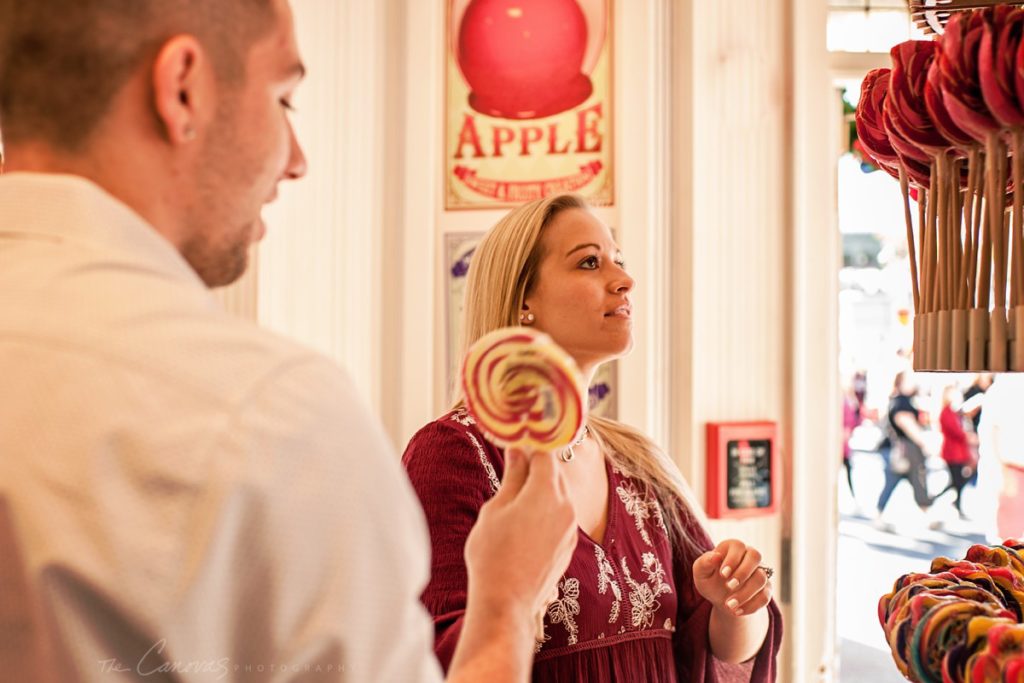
[520,311,535,325]
[183,125,196,141]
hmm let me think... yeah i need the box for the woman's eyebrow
[565,242,601,257]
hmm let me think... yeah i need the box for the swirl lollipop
[461,326,586,452]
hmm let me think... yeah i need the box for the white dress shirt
[0,173,443,682]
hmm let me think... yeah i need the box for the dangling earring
[519,311,535,325]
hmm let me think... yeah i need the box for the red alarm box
[705,421,779,520]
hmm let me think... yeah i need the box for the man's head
[0,0,308,286]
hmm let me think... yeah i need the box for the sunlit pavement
[836,448,991,682]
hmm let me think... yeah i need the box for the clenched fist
[692,539,773,617]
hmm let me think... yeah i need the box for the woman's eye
[615,259,627,269]
[579,255,599,269]
[281,99,297,112]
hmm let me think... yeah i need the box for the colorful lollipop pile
[855,7,1024,372]
[461,326,586,452]
[879,540,1024,681]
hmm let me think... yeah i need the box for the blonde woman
[402,194,782,681]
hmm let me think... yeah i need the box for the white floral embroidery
[465,432,500,494]
[641,552,671,596]
[617,481,669,546]
[651,499,668,533]
[620,555,672,630]
[450,409,476,427]
[547,578,581,645]
[594,545,622,624]
[617,481,653,545]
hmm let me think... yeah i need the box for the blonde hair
[454,193,705,559]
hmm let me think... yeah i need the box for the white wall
[257,0,389,414]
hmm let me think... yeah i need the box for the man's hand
[464,449,577,623]
[447,449,577,683]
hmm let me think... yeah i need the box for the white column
[790,0,840,679]
[613,0,673,449]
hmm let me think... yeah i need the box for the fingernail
[726,598,738,610]
[721,566,732,578]
[734,607,744,616]
[726,578,739,590]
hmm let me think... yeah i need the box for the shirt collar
[0,172,208,290]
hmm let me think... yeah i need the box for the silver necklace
[560,425,589,463]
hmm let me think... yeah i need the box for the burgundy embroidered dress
[402,410,783,682]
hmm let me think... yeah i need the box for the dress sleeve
[401,418,502,673]
[672,502,784,682]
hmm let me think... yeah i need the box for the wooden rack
[909,0,1024,33]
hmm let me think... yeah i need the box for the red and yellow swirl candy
[461,327,586,451]
[880,541,1024,682]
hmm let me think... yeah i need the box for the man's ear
[151,35,210,145]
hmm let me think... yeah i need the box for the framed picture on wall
[445,231,484,402]
[444,230,618,417]
[445,0,614,210]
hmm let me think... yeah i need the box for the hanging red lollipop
[939,9,1012,370]
[939,11,1001,144]
[887,39,971,370]
[857,67,929,364]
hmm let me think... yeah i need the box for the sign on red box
[705,422,779,520]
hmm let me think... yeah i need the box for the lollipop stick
[968,150,989,371]
[985,136,1008,371]
[970,149,985,309]
[936,155,952,368]
[920,185,929,312]
[936,156,947,313]
[952,159,964,309]
[961,151,977,310]
[980,152,994,311]
[926,163,940,370]
[1013,131,1024,370]
[916,181,929,370]
[900,166,921,313]
[1013,130,1024,307]
[987,134,1007,310]
[928,163,939,313]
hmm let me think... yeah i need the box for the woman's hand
[692,539,772,617]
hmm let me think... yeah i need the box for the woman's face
[523,208,635,377]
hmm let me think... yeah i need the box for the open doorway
[828,11,998,680]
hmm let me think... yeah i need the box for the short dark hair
[0,0,275,151]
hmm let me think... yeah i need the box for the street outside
[836,429,990,682]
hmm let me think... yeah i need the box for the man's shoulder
[131,308,356,416]
[3,281,346,415]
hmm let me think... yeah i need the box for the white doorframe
[786,0,842,680]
